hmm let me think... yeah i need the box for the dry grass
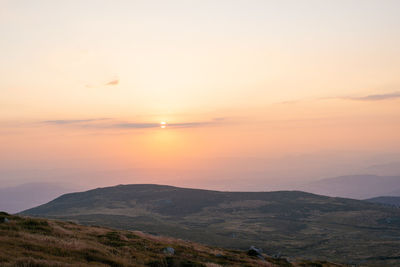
[0,213,341,267]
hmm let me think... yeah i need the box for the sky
[1,0,400,190]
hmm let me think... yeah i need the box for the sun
[160,121,166,129]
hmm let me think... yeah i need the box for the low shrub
[18,219,52,234]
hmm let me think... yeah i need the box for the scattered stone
[163,247,175,255]
[247,246,265,260]
[247,246,263,256]
[272,252,281,259]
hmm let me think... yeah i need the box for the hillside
[22,184,400,266]
[298,175,400,199]
[0,212,340,267]
[365,196,400,207]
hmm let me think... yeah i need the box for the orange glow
[1,1,400,189]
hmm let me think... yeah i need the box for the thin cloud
[42,118,111,125]
[340,92,400,101]
[212,117,226,121]
[116,123,160,128]
[40,118,225,129]
[106,79,119,86]
[169,122,214,128]
[115,119,223,129]
[282,92,400,104]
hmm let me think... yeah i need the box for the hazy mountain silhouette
[22,184,400,265]
[0,182,77,213]
[299,175,400,199]
[366,196,400,207]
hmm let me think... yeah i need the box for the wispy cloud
[41,118,111,125]
[115,121,218,129]
[339,92,400,101]
[105,79,119,86]
[116,123,160,128]
[113,118,225,129]
[168,121,216,128]
[40,117,226,129]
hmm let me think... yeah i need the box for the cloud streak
[105,79,119,86]
[42,118,111,125]
[116,123,160,128]
[115,121,218,129]
[40,117,226,129]
[340,92,400,101]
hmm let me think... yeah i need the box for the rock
[247,246,263,257]
[163,247,175,255]
[4,218,9,223]
[273,252,281,259]
[247,246,265,260]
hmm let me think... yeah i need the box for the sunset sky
[1,0,400,190]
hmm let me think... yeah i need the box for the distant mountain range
[22,184,400,265]
[366,196,400,207]
[0,182,78,213]
[298,175,400,199]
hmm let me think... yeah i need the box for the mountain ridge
[22,184,400,266]
[298,174,400,199]
[365,196,400,207]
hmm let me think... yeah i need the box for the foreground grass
[0,212,341,267]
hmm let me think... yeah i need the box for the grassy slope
[22,184,400,265]
[0,212,341,267]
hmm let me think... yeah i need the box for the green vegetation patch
[80,248,124,267]
[97,231,128,247]
[18,218,52,234]
[147,257,206,267]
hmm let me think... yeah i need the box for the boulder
[163,247,175,255]
[247,246,262,256]
[247,246,265,260]
[273,252,281,259]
